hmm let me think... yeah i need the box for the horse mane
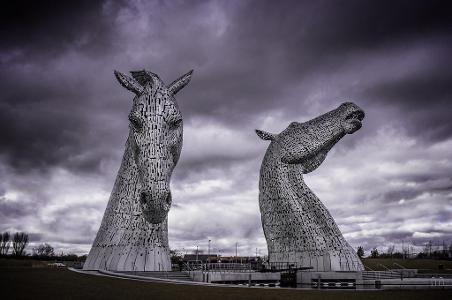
[130,70,160,86]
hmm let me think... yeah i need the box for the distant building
[183,254,218,263]
[217,256,259,263]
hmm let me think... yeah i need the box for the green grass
[0,258,49,268]
[362,258,452,273]
[1,265,451,300]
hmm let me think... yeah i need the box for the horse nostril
[166,192,172,206]
[139,191,171,206]
[140,192,148,204]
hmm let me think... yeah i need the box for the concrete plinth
[189,271,280,284]
[297,271,363,288]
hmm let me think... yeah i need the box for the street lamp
[196,245,199,262]
[270,238,275,266]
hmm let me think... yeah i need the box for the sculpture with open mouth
[256,102,365,271]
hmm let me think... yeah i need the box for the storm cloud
[1,0,451,256]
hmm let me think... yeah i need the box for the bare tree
[424,240,433,258]
[370,248,379,258]
[33,243,55,257]
[387,245,395,258]
[0,232,11,255]
[12,232,29,256]
[402,242,410,259]
[357,246,364,258]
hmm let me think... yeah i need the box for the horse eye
[173,119,182,127]
[129,115,143,130]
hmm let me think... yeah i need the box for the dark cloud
[364,43,452,141]
[0,0,116,59]
[0,199,33,219]
[1,0,451,255]
[295,0,452,51]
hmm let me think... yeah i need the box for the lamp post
[196,245,199,262]
[270,238,275,267]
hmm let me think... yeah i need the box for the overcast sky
[1,0,451,257]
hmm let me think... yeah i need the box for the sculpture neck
[113,138,141,205]
[260,142,307,194]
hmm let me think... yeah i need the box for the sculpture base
[83,245,171,271]
[269,249,364,272]
[297,271,364,288]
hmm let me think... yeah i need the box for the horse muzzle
[340,103,365,134]
[139,190,172,224]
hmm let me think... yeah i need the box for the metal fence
[184,261,255,272]
[182,261,309,273]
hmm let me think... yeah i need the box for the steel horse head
[114,69,193,224]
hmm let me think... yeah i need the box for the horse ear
[255,129,276,141]
[114,70,144,95]
[168,70,193,95]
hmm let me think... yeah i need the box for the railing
[183,261,313,277]
[430,276,446,286]
[416,273,452,279]
[208,263,254,272]
[393,262,406,269]
[264,261,314,272]
[184,260,202,271]
[364,265,375,271]
[185,261,255,272]
[362,271,401,280]
[378,263,392,271]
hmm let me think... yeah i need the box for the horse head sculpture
[257,102,364,172]
[84,68,193,272]
[114,69,193,223]
[256,102,365,271]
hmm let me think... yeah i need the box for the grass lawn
[0,266,451,300]
[362,258,452,273]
